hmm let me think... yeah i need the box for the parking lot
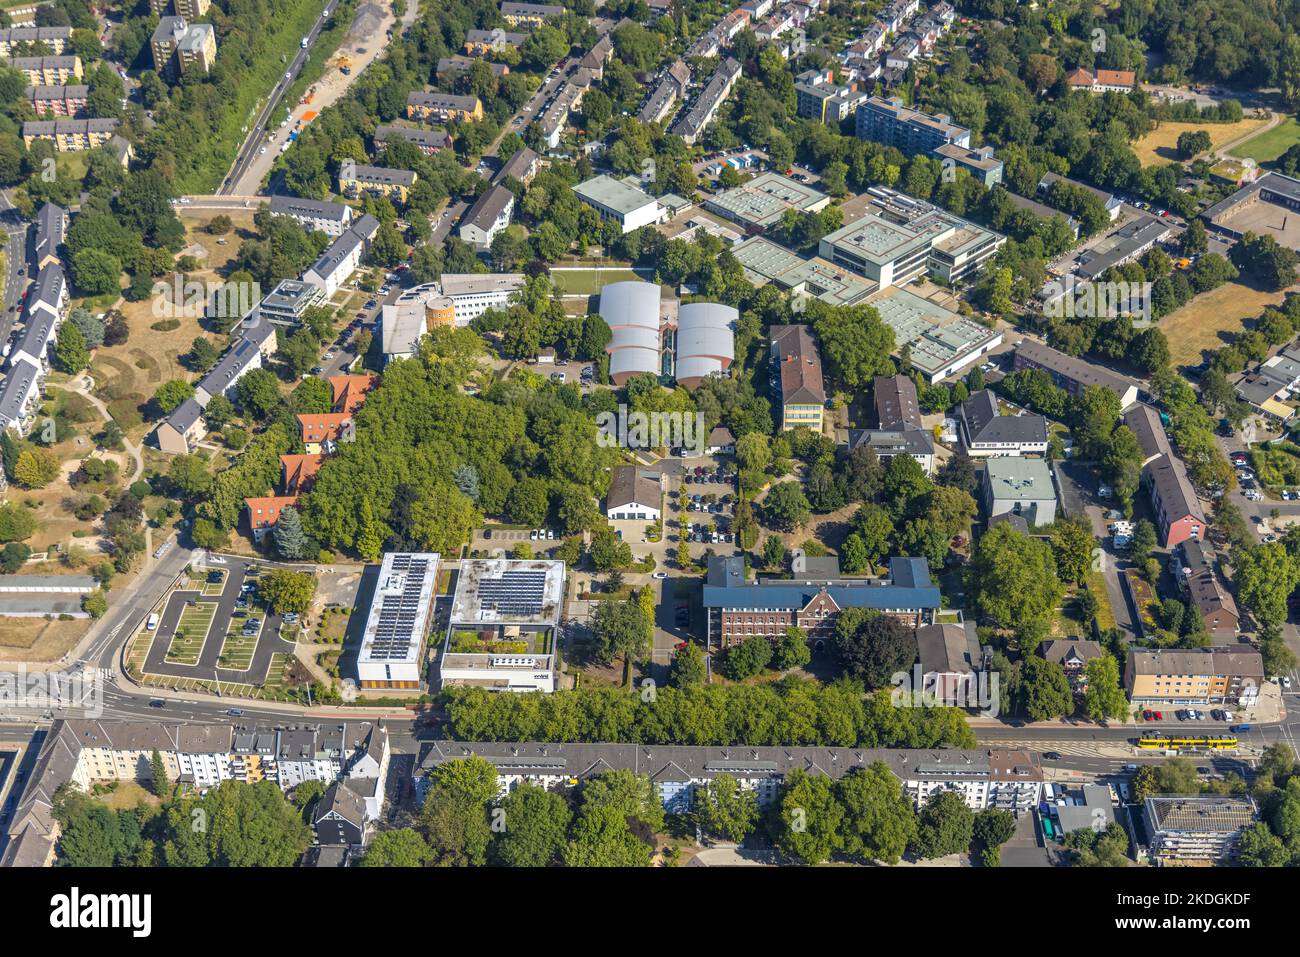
[139,556,296,686]
[676,462,740,547]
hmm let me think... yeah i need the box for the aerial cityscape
[0,0,1296,894]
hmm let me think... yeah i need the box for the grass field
[0,617,89,661]
[1161,281,1291,368]
[167,602,217,664]
[1133,117,1270,166]
[551,269,653,296]
[1230,116,1300,164]
[97,782,161,811]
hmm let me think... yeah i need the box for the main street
[220,0,342,196]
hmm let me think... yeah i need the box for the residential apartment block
[27,84,87,117]
[9,56,82,86]
[500,1,565,27]
[302,213,380,297]
[268,195,354,237]
[2,719,389,866]
[150,17,217,78]
[338,163,417,204]
[1013,339,1140,407]
[420,740,1043,817]
[957,389,1049,456]
[405,90,484,123]
[149,0,211,19]
[1143,795,1257,865]
[373,124,451,156]
[459,184,515,250]
[770,323,825,432]
[0,26,71,57]
[670,57,741,145]
[982,456,1057,526]
[1124,647,1264,706]
[855,96,1003,185]
[21,117,119,152]
[845,373,935,473]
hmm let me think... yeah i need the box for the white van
[146,613,159,631]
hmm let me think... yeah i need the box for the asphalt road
[220,0,341,195]
[0,190,29,349]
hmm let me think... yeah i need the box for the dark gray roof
[462,184,514,232]
[959,390,1048,445]
[1039,638,1103,668]
[1122,403,1171,461]
[197,337,260,396]
[269,194,351,224]
[28,261,65,314]
[916,623,974,674]
[1015,339,1137,402]
[889,556,932,589]
[420,739,1043,786]
[846,427,934,458]
[671,58,740,139]
[33,202,66,262]
[165,396,204,434]
[495,146,539,184]
[1077,215,1170,279]
[1145,452,1205,526]
[315,781,367,828]
[346,163,417,188]
[874,373,923,429]
[375,125,451,152]
[0,357,40,426]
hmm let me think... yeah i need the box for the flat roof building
[441,558,565,693]
[573,175,666,233]
[867,286,1003,383]
[982,456,1057,526]
[702,172,831,233]
[357,552,440,689]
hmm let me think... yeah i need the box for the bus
[1137,733,1238,752]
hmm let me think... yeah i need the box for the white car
[545,529,554,540]
[1285,676,1293,690]
[529,529,539,541]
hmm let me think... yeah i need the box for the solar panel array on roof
[367,555,430,660]
[476,569,547,615]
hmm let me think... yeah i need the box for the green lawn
[1230,116,1300,164]
[167,602,217,664]
[550,269,653,296]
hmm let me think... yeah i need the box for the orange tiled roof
[328,374,376,415]
[281,453,324,494]
[244,495,299,529]
[297,412,352,445]
[1095,69,1135,88]
[1065,67,1094,87]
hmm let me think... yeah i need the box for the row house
[2,720,390,866]
[420,740,1042,817]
